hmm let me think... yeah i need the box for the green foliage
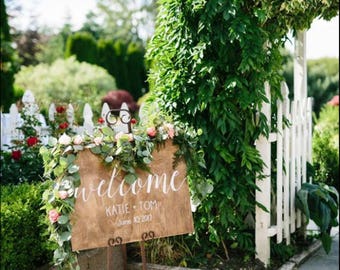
[97,38,147,100]
[281,56,339,116]
[14,56,116,122]
[0,0,19,112]
[296,182,339,254]
[0,146,44,185]
[126,42,148,99]
[36,34,65,64]
[312,105,339,191]
[65,32,98,65]
[146,0,338,262]
[307,59,339,116]
[0,182,54,269]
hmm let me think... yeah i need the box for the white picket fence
[255,81,313,266]
[0,90,131,151]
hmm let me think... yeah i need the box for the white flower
[58,133,72,145]
[164,123,175,139]
[73,135,83,145]
[61,179,72,189]
[93,136,103,145]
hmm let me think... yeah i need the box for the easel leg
[107,246,114,270]
[122,244,127,270]
[140,241,147,270]
[106,244,127,270]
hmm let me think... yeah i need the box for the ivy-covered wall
[147,0,338,260]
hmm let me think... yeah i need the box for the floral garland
[40,112,212,269]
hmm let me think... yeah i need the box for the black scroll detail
[107,236,123,246]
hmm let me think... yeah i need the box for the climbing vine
[146,0,339,262]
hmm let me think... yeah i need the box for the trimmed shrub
[0,182,54,270]
[65,32,98,64]
[14,56,116,122]
[312,104,339,191]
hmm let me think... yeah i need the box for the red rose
[98,117,105,124]
[27,136,38,147]
[59,122,69,129]
[131,118,137,125]
[56,106,66,113]
[11,150,22,161]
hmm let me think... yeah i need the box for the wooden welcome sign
[71,140,194,251]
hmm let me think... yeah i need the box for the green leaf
[105,156,114,163]
[90,146,101,154]
[124,173,137,184]
[58,215,69,225]
[296,189,310,222]
[101,126,114,136]
[60,231,71,242]
[68,164,79,174]
[320,232,332,254]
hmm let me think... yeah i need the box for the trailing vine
[146,0,339,262]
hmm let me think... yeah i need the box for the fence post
[255,82,272,266]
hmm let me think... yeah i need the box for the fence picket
[276,83,283,244]
[290,100,297,233]
[282,82,291,244]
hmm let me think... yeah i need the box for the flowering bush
[47,104,74,138]
[0,100,44,185]
[40,111,211,269]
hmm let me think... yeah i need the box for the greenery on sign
[146,0,338,265]
[296,182,339,254]
[40,107,210,269]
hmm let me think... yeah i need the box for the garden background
[1,0,339,269]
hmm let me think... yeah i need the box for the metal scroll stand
[105,108,156,269]
[107,232,155,270]
[105,108,132,133]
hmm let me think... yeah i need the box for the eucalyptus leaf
[124,173,137,184]
[90,146,101,154]
[60,231,71,242]
[73,145,84,152]
[105,156,114,163]
[58,215,69,225]
[68,164,79,174]
[67,154,76,164]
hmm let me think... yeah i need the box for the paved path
[297,230,339,270]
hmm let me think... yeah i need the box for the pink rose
[73,135,83,145]
[93,136,103,145]
[48,209,60,223]
[165,123,175,139]
[147,127,157,137]
[58,191,68,199]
